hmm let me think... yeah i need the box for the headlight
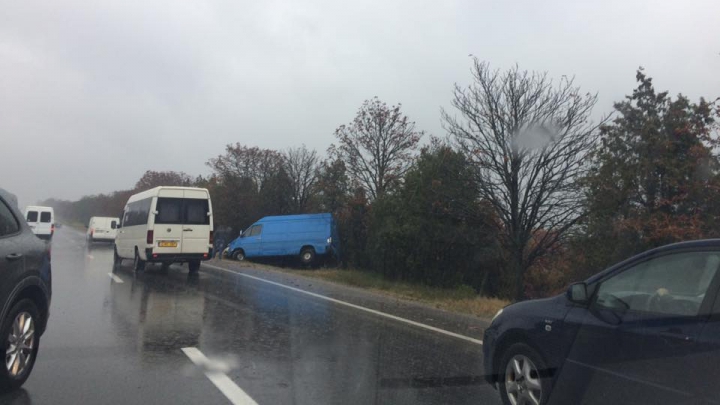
[491,308,504,323]
[327,237,332,244]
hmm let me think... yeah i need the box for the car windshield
[2,1,719,404]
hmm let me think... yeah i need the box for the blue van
[226,213,339,265]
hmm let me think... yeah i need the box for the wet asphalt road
[0,228,501,404]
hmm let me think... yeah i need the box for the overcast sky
[2,0,719,208]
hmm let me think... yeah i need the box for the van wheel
[300,248,315,266]
[231,250,245,261]
[498,343,551,405]
[188,261,200,274]
[133,249,145,272]
[0,299,41,392]
[160,263,171,273]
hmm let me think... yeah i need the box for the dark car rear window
[40,212,51,223]
[26,211,38,222]
[0,200,20,236]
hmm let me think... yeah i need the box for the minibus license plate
[158,241,178,248]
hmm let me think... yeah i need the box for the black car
[0,188,52,391]
[484,240,720,405]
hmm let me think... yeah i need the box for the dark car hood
[502,294,571,321]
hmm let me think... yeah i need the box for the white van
[114,187,213,273]
[86,216,120,243]
[24,205,55,240]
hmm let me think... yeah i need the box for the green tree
[583,68,720,272]
[367,144,500,291]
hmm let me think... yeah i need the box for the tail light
[209,231,214,244]
[146,230,154,244]
[90,228,94,237]
[51,224,55,235]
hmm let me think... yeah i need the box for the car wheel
[231,250,245,261]
[300,248,315,266]
[0,299,41,392]
[188,260,200,273]
[133,249,145,272]
[498,343,551,405]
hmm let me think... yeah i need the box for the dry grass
[239,264,510,319]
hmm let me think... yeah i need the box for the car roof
[25,205,53,211]
[0,188,18,208]
[257,213,332,223]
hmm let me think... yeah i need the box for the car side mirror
[567,282,590,305]
[116,223,122,229]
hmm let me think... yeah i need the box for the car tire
[299,247,315,266]
[498,343,551,405]
[133,249,145,272]
[231,250,245,261]
[188,260,200,274]
[113,247,122,267]
[0,299,41,392]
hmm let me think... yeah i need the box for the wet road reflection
[0,228,499,404]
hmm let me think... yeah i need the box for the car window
[40,212,51,223]
[596,251,720,316]
[185,199,209,225]
[111,220,117,229]
[26,211,38,222]
[0,200,20,236]
[249,225,262,237]
[155,198,183,224]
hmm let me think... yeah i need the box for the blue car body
[227,213,339,260]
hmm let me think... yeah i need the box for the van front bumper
[145,248,212,263]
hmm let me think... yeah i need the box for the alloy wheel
[505,354,542,405]
[5,312,35,377]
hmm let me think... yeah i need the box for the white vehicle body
[87,216,120,242]
[24,205,54,240]
[114,187,213,268]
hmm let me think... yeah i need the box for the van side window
[0,200,20,236]
[155,198,183,224]
[26,211,38,222]
[249,225,262,237]
[111,220,117,229]
[40,212,51,223]
[124,198,152,227]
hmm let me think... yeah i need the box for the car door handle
[659,329,694,343]
[183,229,193,232]
[5,253,23,262]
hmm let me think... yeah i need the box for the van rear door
[181,189,211,255]
[153,197,184,255]
[26,210,39,233]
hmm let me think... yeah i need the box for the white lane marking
[182,347,258,405]
[203,263,484,346]
[107,273,124,283]
[87,254,94,259]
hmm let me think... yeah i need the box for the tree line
[43,59,720,301]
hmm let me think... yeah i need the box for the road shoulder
[201,259,491,342]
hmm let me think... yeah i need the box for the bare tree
[207,143,284,191]
[283,145,320,213]
[330,97,423,200]
[442,59,605,300]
